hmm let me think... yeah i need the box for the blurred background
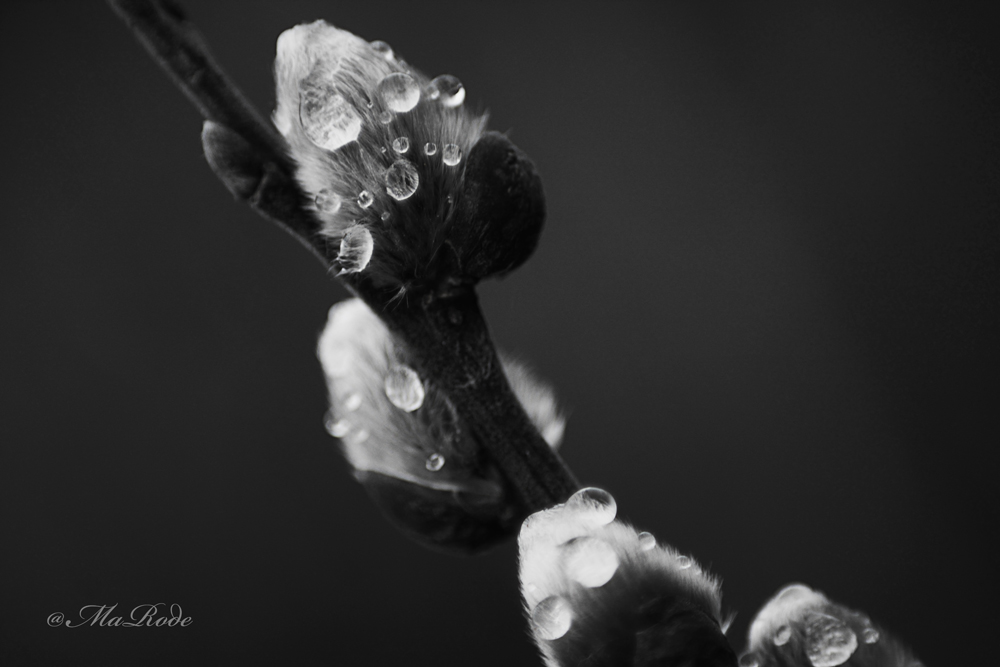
[1,2,997,665]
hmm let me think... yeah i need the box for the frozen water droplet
[377,110,392,125]
[862,627,880,644]
[425,453,445,471]
[315,189,341,214]
[344,393,362,412]
[325,417,350,438]
[385,160,419,201]
[637,531,656,551]
[392,136,410,154]
[380,211,390,221]
[566,487,616,525]
[369,40,394,60]
[338,225,374,274]
[299,78,362,150]
[739,654,760,667]
[675,555,693,570]
[384,364,425,411]
[774,625,792,646]
[357,190,374,208]
[377,73,420,113]
[805,613,858,667]
[563,537,619,587]
[427,74,465,107]
[442,143,462,166]
[532,596,572,641]
[424,142,437,156]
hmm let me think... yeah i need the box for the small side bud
[742,584,922,667]
[201,121,265,199]
[518,488,737,666]
[317,298,565,553]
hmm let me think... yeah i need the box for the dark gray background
[1,2,997,665]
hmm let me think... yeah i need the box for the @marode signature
[47,604,192,628]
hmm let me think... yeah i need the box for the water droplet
[563,537,619,587]
[325,417,350,438]
[315,189,342,214]
[862,627,880,644]
[299,77,362,150]
[565,487,616,525]
[380,146,387,154]
[385,160,419,201]
[442,143,462,166]
[774,625,792,646]
[354,429,369,443]
[532,596,572,641]
[637,531,656,551]
[338,225,374,274]
[377,72,420,113]
[357,190,374,208]
[427,74,466,108]
[425,453,445,471]
[380,211,390,221]
[343,393,362,412]
[392,136,410,154]
[525,582,540,597]
[369,40,394,60]
[738,654,760,667]
[675,555,693,570]
[424,142,437,156]
[377,110,392,125]
[805,613,858,667]
[384,364,425,411]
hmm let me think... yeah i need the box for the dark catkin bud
[518,488,738,667]
[317,299,565,554]
[273,21,545,294]
[741,584,922,667]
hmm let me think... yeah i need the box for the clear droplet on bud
[357,190,374,208]
[299,79,362,150]
[377,110,392,125]
[675,555,693,570]
[385,160,420,201]
[532,595,572,641]
[774,625,792,646]
[804,613,858,667]
[338,225,374,274]
[369,40,394,61]
[565,487,616,526]
[563,537,619,587]
[324,414,351,437]
[442,143,462,166]
[427,74,466,108]
[424,142,437,156]
[862,627,880,644]
[384,364,425,411]
[377,72,420,113]
[315,189,342,214]
[343,393,363,412]
[392,136,410,154]
[425,453,445,471]
[637,531,656,551]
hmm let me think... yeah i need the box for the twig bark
[108,0,578,517]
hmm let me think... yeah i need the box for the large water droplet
[325,416,350,438]
[427,75,466,107]
[338,225,374,274]
[392,136,410,154]
[532,596,572,641]
[442,143,462,166]
[377,73,420,113]
[385,160,419,201]
[566,487,616,525]
[343,393,362,412]
[675,555,693,570]
[637,531,656,551]
[425,453,445,471]
[563,537,619,587]
[315,189,341,214]
[369,40,394,61]
[424,142,437,156]
[357,190,374,208]
[738,654,760,667]
[862,627,880,644]
[384,364,424,411]
[299,79,362,150]
[774,625,792,646]
[805,613,858,667]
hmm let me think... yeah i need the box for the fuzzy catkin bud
[518,488,737,666]
[273,21,545,293]
[742,584,922,667]
[317,298,565,553]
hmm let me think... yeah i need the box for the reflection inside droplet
[377,72,420,113]
[427,74,465,107]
